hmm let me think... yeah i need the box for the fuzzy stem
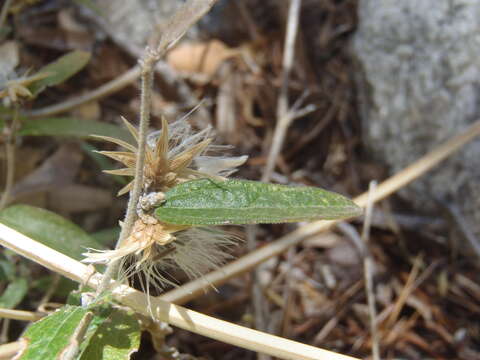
[95,63,154,296]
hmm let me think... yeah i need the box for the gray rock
[80,0,198,57]
[353,0,480,242]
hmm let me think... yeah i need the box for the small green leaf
[155,179,362,225]
[28,50,91,96]
[18,305,88,360]
[0,205,103,261]
[0,278,28,308]
[19,117,134,144]
[79,308,140,360]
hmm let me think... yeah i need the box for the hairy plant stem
[96,63,154,296]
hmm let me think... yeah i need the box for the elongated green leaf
[0,205,102,261]
[19,117,134,144]
[155,179,362,225]
[29,50,91,96]
[79,308,140,360]
[0,278,28,308]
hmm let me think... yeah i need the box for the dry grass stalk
[360,181,380,360]
[262,0,304,182]
[0,308,42,322]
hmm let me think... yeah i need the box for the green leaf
[28,50,91,96]
[19,117,135,144]
[18,304,113,360]
[155,179,362,225]
[0,205,103,261]
[79,308,140,360]
[18,305,88,360]
[0,278,28,308]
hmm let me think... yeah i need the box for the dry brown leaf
[166,40,238,76]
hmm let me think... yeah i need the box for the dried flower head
[84,117,247,290]
[94,116,247,196]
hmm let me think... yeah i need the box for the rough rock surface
[353,0,480,241]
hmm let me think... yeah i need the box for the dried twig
[361,181,380,360]
[0,308,43,322]
[262,0,303,182]
[25,66,141,119]
[162,120,480,304]
[0,341,22,360]
[435,197,480,259]
[385,255,422,328]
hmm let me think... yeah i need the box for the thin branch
[435,196,480,258]
[25,66,141,119]
[161,120,480,304]
[0,224,358,360]
[361,181,380,360]
[262,0,302,182]
[0,341,22,360]
[0,308,43,322]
